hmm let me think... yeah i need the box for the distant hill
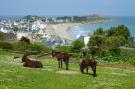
[55,14,109,23]
[22,15,110,24]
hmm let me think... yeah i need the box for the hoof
[93,74,97,77]
[81,71,84,74]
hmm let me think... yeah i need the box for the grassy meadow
[0,50,135,89]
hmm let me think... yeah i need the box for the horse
[52,50,70,70]
[21,54,43,68]
[80,59,97,77]
[19,36,30,44]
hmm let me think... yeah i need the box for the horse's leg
[81,67,84,73]
[58,60,60,68]
[61,60,62,68]
[65,61,69,70]
[91,65,97,77]
[64,59,69,70]
[80,64,84,73]
[93,65,97,77]
[86,67,88,74]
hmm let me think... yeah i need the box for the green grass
[120,48,135,57]
[0,50,135,89]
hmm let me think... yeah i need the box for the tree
[106,36,123,55]
[88,25,133,57]
[71,40,84,53]
[12,25,19,34]
[106,25,132,45]
[88,35,107,56]
[93,28,104,35]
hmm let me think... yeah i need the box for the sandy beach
[45,20,112,40]
[45,23,81,40]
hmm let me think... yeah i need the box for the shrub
[0,41,13,50]
[71,40,84,53]
[56,46,72,53]
[12,42,31,51]
[128,57,135,65]
[30,43,51,53]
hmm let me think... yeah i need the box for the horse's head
[21,54,29,62]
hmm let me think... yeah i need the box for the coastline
[45,20,113,40]
[45,23,82,40]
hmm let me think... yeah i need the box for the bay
[69,16,135,40]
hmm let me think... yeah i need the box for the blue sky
[0,0,135,16]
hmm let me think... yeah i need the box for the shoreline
[45,20,113,40]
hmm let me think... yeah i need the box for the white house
[0,26,11,33]
[31,20,47,31]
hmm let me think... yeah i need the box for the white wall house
[31,20,47,31]
[0,26,11,33]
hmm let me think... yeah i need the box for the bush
[30,43,51,53]
[11,42,51,53]
[12,42,31,51]
[128,57,135,65]
[71,40,84,53]
[56,46,72,53]
[0,41,13,50]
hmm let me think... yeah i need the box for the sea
[68,16,135,40]
[0,15,22,20]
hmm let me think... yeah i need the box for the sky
[0,0,135,16]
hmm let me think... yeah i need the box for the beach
[45,23,82,40]
[45,20,108,40]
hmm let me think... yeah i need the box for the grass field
[0,50,135,89]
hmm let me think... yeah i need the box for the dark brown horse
[19,36,30,44]
[21,54,43,68]
[80,59,97,77]
[52,50,70,70]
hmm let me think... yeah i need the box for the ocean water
[69,16,135,40]
[0,15,22,20]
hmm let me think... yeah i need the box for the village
[0,16,74,46]
[1,15,104,46]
